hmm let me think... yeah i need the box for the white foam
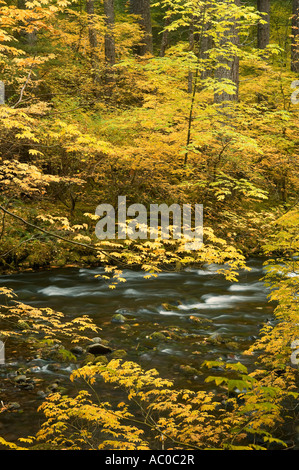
[228,281,265,292]
[38,286,104,297]
[123,288,143,296]
[158,308,182,316]
[178,292,266,311]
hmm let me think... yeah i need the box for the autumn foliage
[0,0,298,451]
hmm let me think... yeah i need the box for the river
[0,257,277,446]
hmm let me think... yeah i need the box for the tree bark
[86,0,98,50]
[159,15,171,57]
[200,20,213,80]
[130,0,153,56]
[214,0,240,105]
[86,0,99,80]
[257,0,270,49]
[104,0,116,67]
[17,0,37,46]
[188,22,195,94]
[291,0,299,72]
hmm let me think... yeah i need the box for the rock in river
[86,343,112,355]
[70,346,85,356]
[111,314,126,324]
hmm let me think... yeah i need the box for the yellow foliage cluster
[5,354,291,451]
[0,158,60,197]
[0,287,100,343]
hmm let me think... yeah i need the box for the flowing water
[0,258,278,444]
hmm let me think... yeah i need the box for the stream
[0,257,279,445]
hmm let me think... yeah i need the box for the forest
[0,0,298,453]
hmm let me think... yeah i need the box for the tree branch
[0,204,123,264]
[12,69,33,109]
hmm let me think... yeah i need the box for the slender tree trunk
[17,0,37,46]
[200,20,213,80]
[86,0,99,80]
[184,4,209,165]
[188,21,195,94]
[86,0,98,50]
[291,0,299,72]
[130,0,153,56]
[257,0,270,49]
[104,0,116,67]
[159,15,171,57]
[187,3,212,92]
[214,0,240,105]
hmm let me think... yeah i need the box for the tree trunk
[104,0,116,67]
[17,0,37,46]
[214,0,240,105]
[130,0,153,56]
[188,22,195,94]
[86,0,99,80]
[200,20,213,80]
[159,15,171,57]
[291,0,299,72]
[86,0,98,50]
[257,0,270,49]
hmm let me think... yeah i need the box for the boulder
[86,343,112,355]
[70,346,85,356]
[110,349,127,359]
[91,337,102,344]
[111,314,126,324]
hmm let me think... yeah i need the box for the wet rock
[46,346,77,363]
[48,382,59,392]
[179,365,199,376]
[82,353,96,365]
[161,303,181,312]
[110,349,127,359]
[160,330,179,339]
[91,337,102,344]
[21,382,35,391]
[93,355,109,365]
[188,315,212,324]
[14,375,27,384]
[139,353,152,361]
[46,363,61,372]
[111,314,126,324]
[146,330,181,343]
[6,371,18,379]
[29,366,41,373]
[46,380,61,393]
[82,353,109,365]
[14,375,35,390]
[226,342,239,350]
[70,346,85,356]
[7,402,21,411]
[86,343,112,355]
[149,331,169,341]
[204,333,226,345]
